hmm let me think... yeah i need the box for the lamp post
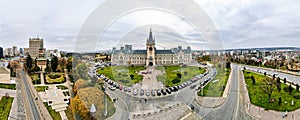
[285,101,287,117]
[292,100,294,120]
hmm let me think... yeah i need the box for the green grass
[244,71,300,111]
[57,85,68,90]
[0,83,16,90]
[0,97,14,120]
[198,67,230,97]
[106,93,116,118]
[97,66,145,86]
[30,74,41,84]
[45,73,65,84]
[0,67,9,74]
[35,86,48,92]
[43,102,62,120]
[156,66,206,87]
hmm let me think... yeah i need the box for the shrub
[48,74,61,79]
[172,78,181,84]
[294,95,300,99]
[284,87,292,92]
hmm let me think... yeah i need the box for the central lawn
[45,73,66,84]
[198,67,230,97]
[0,83,16,90]
[43,102,62,120]
[97,66,145,86]
[0,97,14,120]
[35,86,49,92]
[156,65,206,87]
[244,71,300,111]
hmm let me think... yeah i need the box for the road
[191,65,253,120]
[20,70,42,120]
[244,65,300,85]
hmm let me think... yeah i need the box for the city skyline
[1,0,300,51]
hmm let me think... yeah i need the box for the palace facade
[111,29,192,66]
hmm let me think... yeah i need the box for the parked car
[128,87,132,92]
[161,89,167,95]
[151,89,156,96]
[157,89,161,96]
[140,89,144,96]
[108,86,115,91]
[124,86,127,92]
[119,85,123,90]
[166,88,172,94]
[133,89,138,95]
[146,89,150,96]
[190,85,196,89]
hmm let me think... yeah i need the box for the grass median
[198,67,230,97]
[244,71,300,111]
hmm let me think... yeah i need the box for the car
[174,86,178,91]
[157,89,161,96]
[119,85,123,90]
[151,89,156,96]
[108,86,116,91]
[146,89,150,96]
[170,87,175,92]
[124,87,127,92]
[196,85,201,90]
[133,89,138,95]
[178,85,182,89]
[166,88,171,94]
[161,89,167,95]
[140,89,144,96]
[190,85,196,89]
[128,87,132,92]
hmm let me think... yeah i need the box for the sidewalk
[240,67,300,120]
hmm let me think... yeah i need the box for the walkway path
[133,66,164,90]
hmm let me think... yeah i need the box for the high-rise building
[29,37,44,58]
[0,47,3,58]
[12,46,18,56]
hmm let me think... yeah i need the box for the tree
[183,71,188,76]
[226,62,231,69]
[277,84,281,92]
[278,97,282,105]
[272,74,276,80]
[276,77,281,84]
[51,56,58,72]
[66,57,73,72]
[176,73,182,79]
[76,64,88,80]
[130,74,134,79]
[289,85,293,94]
[260,77,276,99]
[74,79,87,93]
[251,75,256,85]
[26,54,32,71]
[45,59,52,73]
[59,58,66,72]
[283,78,287,83]
[264,72,267,76]
[296,84,299,91]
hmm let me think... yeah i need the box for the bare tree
[260,77,276,100]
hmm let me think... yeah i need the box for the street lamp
[285,101,287,117]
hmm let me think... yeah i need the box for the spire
[147,27,155,45]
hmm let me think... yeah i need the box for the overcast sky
[1,0,300,51]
